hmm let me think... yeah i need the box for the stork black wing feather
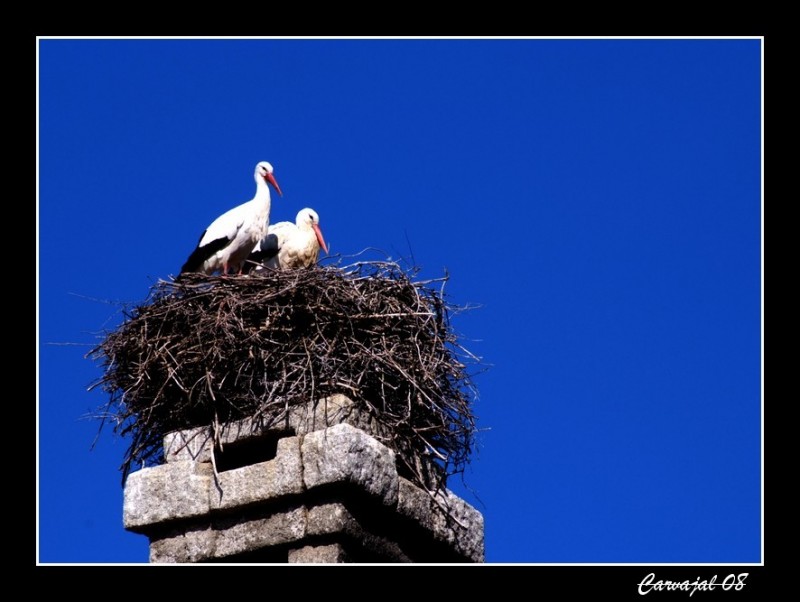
[241,233,280,275]
[249,233,280,263]
[179,234,230,275]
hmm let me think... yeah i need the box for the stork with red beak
[247,207,329,272]
[180,161,283,275]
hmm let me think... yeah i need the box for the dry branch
[88,260,480,493]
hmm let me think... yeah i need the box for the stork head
[255,161,283,197]
[298,207,329,254]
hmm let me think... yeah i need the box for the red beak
[312,223,329,254]
[265,173,283,197]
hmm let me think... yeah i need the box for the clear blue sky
[37,37,762,564]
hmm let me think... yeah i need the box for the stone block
[301,423,399,506]
[397,477,485,562]
[305,503,411,562]
[131,417,485,563]
[162,395,386,465]
[163,425,214,463]
[288,394,383,436]
[163,419,290,464]
[149,525,216,563]
[305,502,358,537]
[212,507,307,559]
[216,416,292,447]
[124,461,213,531]
[288,543,350,563]
[210,436,303,511]
[148,507,308,563]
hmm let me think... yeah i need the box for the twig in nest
[87,260,481,493]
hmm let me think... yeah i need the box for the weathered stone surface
[149,508,307,563]
[289,394,386,439]
[288,543,350,563]
[213,507,307,559]
[163,395,387,464]
[288,393,352,433]
[306,503,411,562]
[163,426,214,463]
[164,419,288,464]
[216,416,292,448]
[130,417,485,563]
[124,461,213,531]
[301,423,399,506]
[397,477,485,562]
[305,502,357,537]
[149,525,216,563]
[210,437,303,511]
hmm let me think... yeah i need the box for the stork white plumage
[180,161,283,275]
[247,207,329,272]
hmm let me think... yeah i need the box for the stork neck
[254,177,272,203]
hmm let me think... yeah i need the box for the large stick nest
[89,260,480,492]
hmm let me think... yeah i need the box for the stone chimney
[122,394,484,563]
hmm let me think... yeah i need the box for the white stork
[246,207,329,272]
[180,161,283,275]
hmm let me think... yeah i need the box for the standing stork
[180,161,283,275]
[246,207,328,272]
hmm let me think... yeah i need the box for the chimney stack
[123,395,484,563]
